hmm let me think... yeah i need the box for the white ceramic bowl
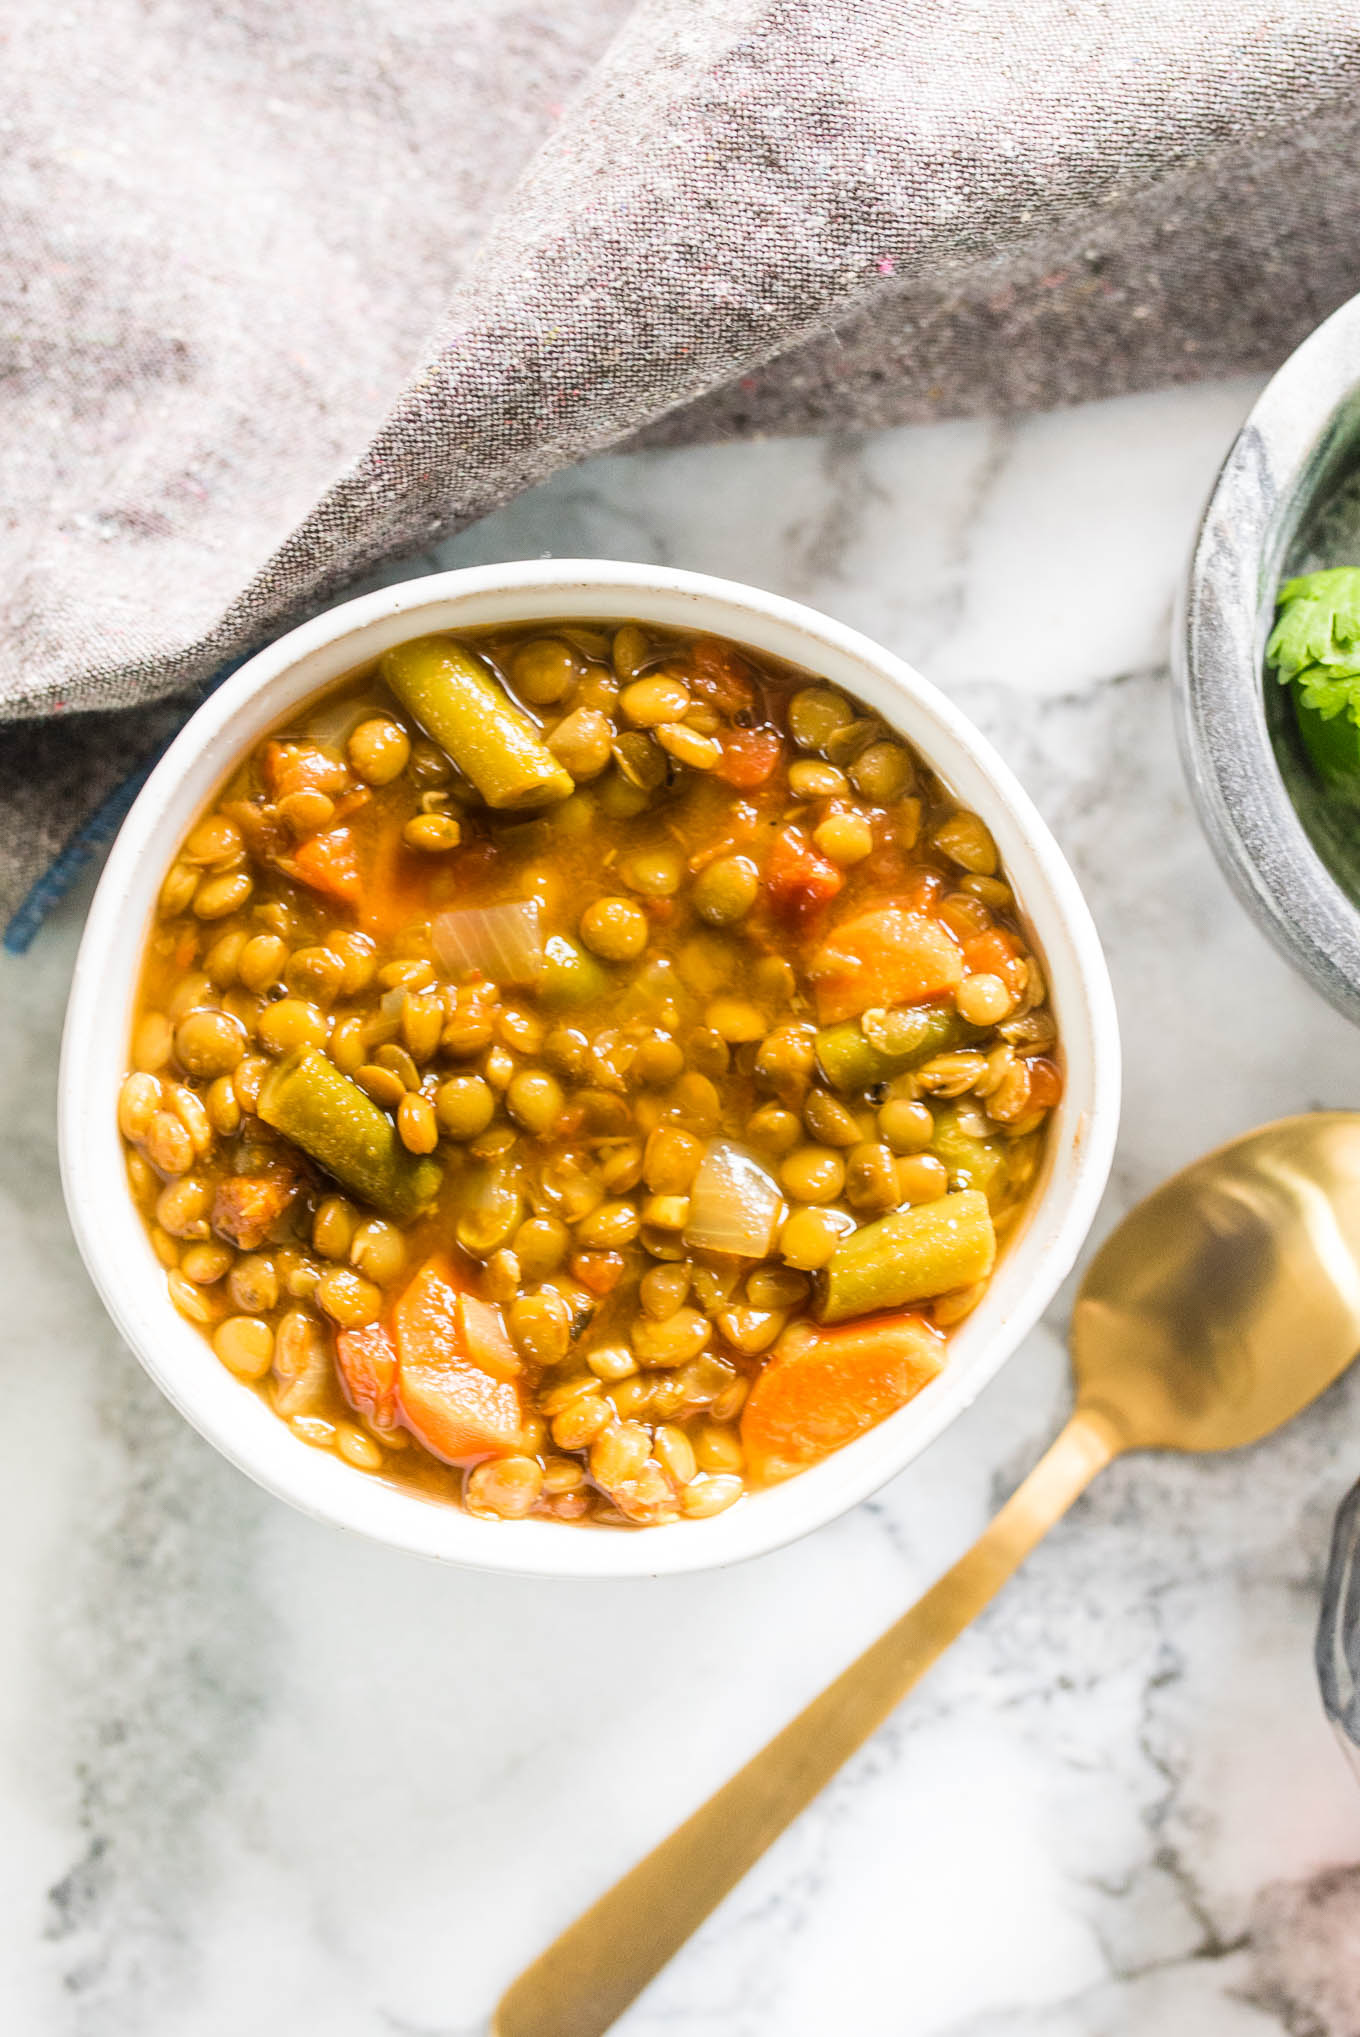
[60,562,1120,1578]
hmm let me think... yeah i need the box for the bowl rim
[60,560,1120,1579]
[1176,290,1360,1024]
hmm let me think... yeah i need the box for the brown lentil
[133,1010,174,1073]
[849,740,914,802]
[579,896,649,962]
[788,686,853,749]
[256,999,328,1057]
[878,1097,934,1153]
[238,933,288,994]
[156,1176,212,1239]
[397,1092,439,1154]
[146,1110,194,1176]
[229,1255,279,1314]
[693,1423,745,1474]
[934,810,998,876]
[312,1196,357,1261]
[168,1269,214,1323]
[349,1220,406,1286]
[336,1423,385,1471]
[778,1205,849,1269]
[181,1241,233,1285]
[692,855,759,925]
[118,1071,161,1142]
[193,870,253,920]
[780,1144,845,1203]
[548,707,613,780]
[813,810,874,867]
[682,1473,743,1518]
[403,812,463,853]
[348,718,411,785]
[214,1316,275,1380]
[315,1267,383,1328]
[957,973,1014,1026]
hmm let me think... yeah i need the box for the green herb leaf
[1294,668,1360,724]
[1266,567,1360,687]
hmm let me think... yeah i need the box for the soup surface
[119,621,1061,1526]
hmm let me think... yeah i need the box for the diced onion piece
[684,1141,785,1259]
[432,901,544,987]
[300,697,367,749]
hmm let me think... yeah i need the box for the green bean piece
[380,634,574,809]
[815,1189,995,1322]
[258,1051,442,1220]
[540,934,611,1007]
[814,1004,963,1091]
[930,1103,1008,1202]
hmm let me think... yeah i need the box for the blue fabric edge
[3,760,160,955]
[3,655,249,956]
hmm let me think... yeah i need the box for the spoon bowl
[1073,1112,1360,1453]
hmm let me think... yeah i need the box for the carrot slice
[335,1321,400,1428]
[741,1312,946,1483]
[399,1352,524,1467]
[570,1249,627,1296]
[715,727,782,788]
[392,1255,464,1366]
[262,739,349,802]
[285,827,363,908]
[392,1257,523,1464]
[361,826,432,942]
[455,1293,520,1383]
[808,905,963,1023]
[764,824,844,919]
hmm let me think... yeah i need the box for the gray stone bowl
[1319,1477,1360,1772]
[1177,300,1360,1767]
[1176,291,1360,1023]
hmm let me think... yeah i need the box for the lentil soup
[120,621,1061,1527]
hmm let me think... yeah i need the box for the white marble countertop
[5,375,1360,2037]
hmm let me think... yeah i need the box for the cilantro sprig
[1267,567,1360,725]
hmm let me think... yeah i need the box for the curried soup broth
[119,621,1060,1526]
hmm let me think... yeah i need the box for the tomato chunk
[741,1313,945,1483]
[211,1167,299,1250]
[392,1257,523,1465]
[687,639,758,716]
[764,825,844,919]
[715,727,782,788]
[808,905,963,1023]
[335,1321,400,1428]
[1024,1056,1064,1111]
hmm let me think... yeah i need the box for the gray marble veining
[4,372,1360,2036]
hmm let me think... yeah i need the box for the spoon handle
[493,1405,1120,2037]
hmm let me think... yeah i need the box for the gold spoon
[495,1113,1360,2037]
